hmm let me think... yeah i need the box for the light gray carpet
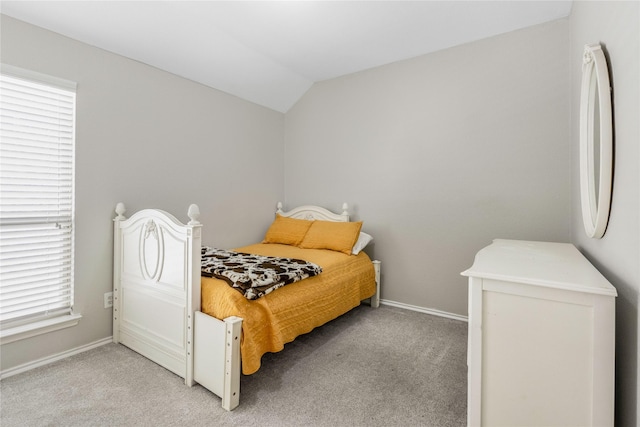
[0,305,467,426]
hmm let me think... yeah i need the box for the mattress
[201,243,376,375]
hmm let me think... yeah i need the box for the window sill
[0,314,83,345]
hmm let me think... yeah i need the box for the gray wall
[284,20,572,316]
[570,2,639,426]
[0,15,284,371]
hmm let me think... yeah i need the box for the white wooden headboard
[276,202,350,222]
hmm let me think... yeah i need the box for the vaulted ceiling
[1,1,573,112]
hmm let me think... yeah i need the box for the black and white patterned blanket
[201,247,322,300]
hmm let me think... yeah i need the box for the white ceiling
[0,1,572,112]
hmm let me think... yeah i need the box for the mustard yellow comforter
[201,243,376,375]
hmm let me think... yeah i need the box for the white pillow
[351,232,373,255]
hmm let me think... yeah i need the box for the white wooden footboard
[113,203,202,385]
[113,203,243,410]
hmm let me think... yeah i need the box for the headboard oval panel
[276,202,349,222]
[140,218,164,282]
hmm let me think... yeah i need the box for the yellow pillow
[263,214,313,246]
[299,220,363,255]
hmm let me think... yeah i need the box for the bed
[112,202,381,410]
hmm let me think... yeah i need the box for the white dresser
[462,239,617,427]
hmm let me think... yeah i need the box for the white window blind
[0,67,77,333]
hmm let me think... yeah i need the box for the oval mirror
[579,44,613,238]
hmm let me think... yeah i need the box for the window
[0,65,80,344]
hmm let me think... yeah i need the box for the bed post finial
[276,202,283,214]
[115,202,126,220]
[188,204,201,225]
[341,203,349,216]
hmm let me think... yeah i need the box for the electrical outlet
[104,292,113,308]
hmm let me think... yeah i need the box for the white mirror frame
[580,44,613,239]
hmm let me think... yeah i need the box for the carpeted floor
[0,305,467,426]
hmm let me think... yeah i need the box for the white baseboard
[1,303,465,379]
[380,299,468,322]
[0,336,113,380]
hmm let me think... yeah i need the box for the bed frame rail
[194,312,242,410]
